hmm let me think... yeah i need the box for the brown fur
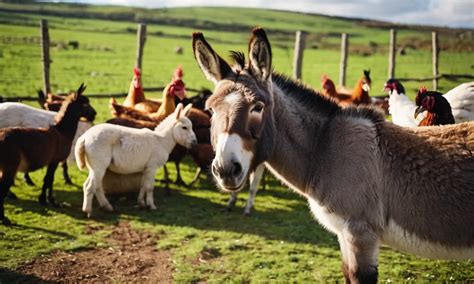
[0,84,95,225]
[193,28,474,282]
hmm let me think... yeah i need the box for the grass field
[0,2,473,282]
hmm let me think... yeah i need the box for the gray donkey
[192,27,474,283]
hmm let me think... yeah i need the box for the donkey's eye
[182,126,188,130]
[251,103,264,113]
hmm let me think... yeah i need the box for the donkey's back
[378,121,474,259]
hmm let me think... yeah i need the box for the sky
[54,0,474,28]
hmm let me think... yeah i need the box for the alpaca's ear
[193,32,232,84]
[75,83,86,100]
[248,27,272,82]
[183,104,193,117]
[175,103,184,119]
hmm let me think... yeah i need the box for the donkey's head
[172,103,197,149]
[56,83,97,123]
[193,27,275,192]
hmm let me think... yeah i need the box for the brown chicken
[321,70,372,106]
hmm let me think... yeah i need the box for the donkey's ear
[183,103,193,117]
[175,103,184,119]
[248,27,272,81]
[193,32,232,84]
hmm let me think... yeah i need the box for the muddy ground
[3,222,173,283]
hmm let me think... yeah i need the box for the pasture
[0,3,473,282]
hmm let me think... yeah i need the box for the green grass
[0,3,473,282]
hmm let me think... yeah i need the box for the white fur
[382,220,474,260]
[214,133,253,189]
[75,105,196,215]
[388,90,424,127]
[224,92,240,105]
[308,198,346,235]
[0,102,92,163]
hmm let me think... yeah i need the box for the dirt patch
[14,222,173,283]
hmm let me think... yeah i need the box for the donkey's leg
[225,192,238,212]
[23,172,35,186]
[188,167,202,187]
[61,160,73,185]
[243,164,265,216]
[338,223,379,284]
[0,174,15,225]
[39,162,59,206]
[141,168,158,210]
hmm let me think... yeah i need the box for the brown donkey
[192,28,474,283]
[0,84,95,225]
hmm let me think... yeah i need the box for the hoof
[222,206,233,212]
[1,217,12,226]
[7,192,18,200]
[64,180,74,186]
[38,196,47,206]
[243,211,251,216]
[101,204,114,212]
[49,199,60,207]
[148,205,157,211]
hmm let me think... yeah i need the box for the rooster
[385,79,473,127]
[415,87,455,126]
[122,66,186,116]
[321,70,371,106]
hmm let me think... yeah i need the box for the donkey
[0,84,95,225]
[75,104,197,217]
[192,28,474,283]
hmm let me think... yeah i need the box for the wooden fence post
[339,33,349,86]
[136,23,147,70]
[388,29,396,79]
[40,19,51,94]
[432,31,439,91]
[292,31,307,80]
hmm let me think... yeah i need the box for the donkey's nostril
[232,162,242,177]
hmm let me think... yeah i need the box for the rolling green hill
[0,2,473,282]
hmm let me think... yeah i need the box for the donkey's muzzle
[211,160,244,190]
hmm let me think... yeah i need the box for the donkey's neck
[265,82,338,194]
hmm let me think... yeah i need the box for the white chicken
[443,82,474,122]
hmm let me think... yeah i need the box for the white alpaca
[0,102,92,163]
[75,104,196,216]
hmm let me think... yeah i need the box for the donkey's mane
[229,51,246,70]
[272,72,385,125]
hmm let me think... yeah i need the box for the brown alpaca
[0,84,95,225]
[34,89,97,186]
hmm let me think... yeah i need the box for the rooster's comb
[133,67,141,77]
[173,65,183,80]
[418,86,428,95]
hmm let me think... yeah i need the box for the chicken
[321,70,371,106]
[153,66,186,121]
[415,87,455,126]
[122,66,186,116]
[122,67,149,110]
[443,82,474,122]
[385,79,424,127]
[385,79,473,127]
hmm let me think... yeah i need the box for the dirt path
[13,222,173,283]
